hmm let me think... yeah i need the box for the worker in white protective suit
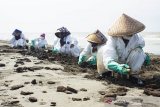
[52,27,80,57]
[78,30,107,66]
[31,33,48,49]
[102,14,150,85]
[10,29,28,48]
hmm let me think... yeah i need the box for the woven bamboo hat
[86,30,107,44]
[108,14,145,36]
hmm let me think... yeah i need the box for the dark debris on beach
[1,45,160,97]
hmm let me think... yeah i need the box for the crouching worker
[10,29,28,48]
[31,33,48,49]
[52,27,80,57]
[78,30,107,66]
[102,14,150,85]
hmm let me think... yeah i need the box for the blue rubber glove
[31,40,35,47]
[52,48,59,54]
[107,61,130,75]
[144,53,151,66]
[78,55,87,65]
[87,56,97,65]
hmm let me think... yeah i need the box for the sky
[0,0,160,33]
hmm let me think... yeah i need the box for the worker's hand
[52,48,59,54]
[31,40,35,47]
[78,55,86,65]
[86,56,96,65]
[108,61,130,75]
[70,44,74,48]
[144,53,151,66]
[119,64,130,74]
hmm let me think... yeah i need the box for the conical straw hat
[108,14,145,36]
[86,30,107,44]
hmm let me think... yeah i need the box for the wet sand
[0,40,160,107]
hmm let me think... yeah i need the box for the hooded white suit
[79,42,102,64]
[34,37,47,48]
[10,33,27,47]
[53,34,80,57]
[103,34,146,74]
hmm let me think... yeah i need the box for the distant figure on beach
[102,14,150,85]
[52,27,80,57]
[78,30,107,66]
[10,29,28,48]
[31,33,48,49]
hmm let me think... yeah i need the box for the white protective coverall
[53,34,80,57]
[79,42,102,65]
[33,37,47,48]
[10,33,27,47]
[103,34,146,74]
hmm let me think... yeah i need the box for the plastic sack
[97,45,107,75]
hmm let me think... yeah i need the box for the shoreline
[0,40,160,107]
[1,33,160,55]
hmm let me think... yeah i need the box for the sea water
[0,32,160,55]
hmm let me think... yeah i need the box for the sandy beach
[0,40,160,107]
